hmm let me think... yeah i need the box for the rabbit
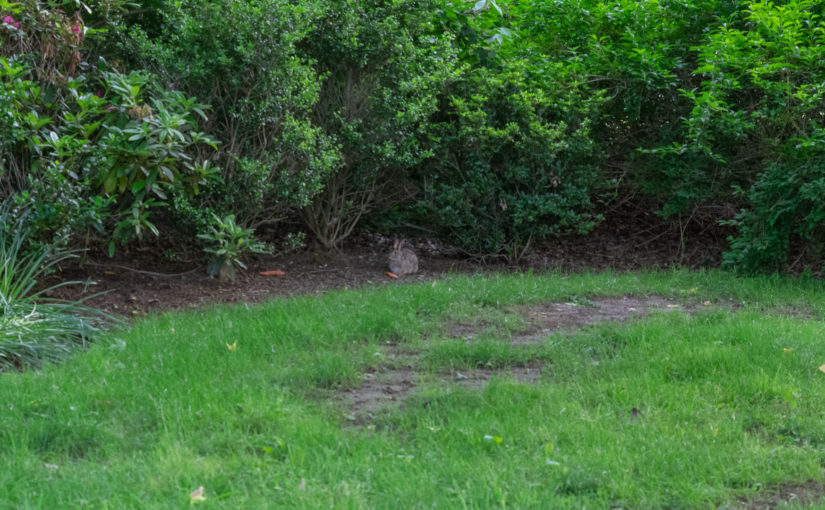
[388,239,419,276]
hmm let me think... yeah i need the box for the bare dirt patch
[736,480,825,509]
[448,362,544,390]
[42,200,734,318]
[341,361,545,423]
[341,366,417,423]
[511,295,706,345]
[448,320,493,341]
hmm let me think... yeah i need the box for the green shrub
[198,214,271,282]
[506,0,742,214]
[723,148,825,273]
[415,61,602,261]
[299,0,460,250]
[1,1,219,252]
[664,0,825,272]
[113,0,339,230]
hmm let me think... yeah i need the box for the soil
[737,481,825,509]
[446,296,727,346]
[43,241,474,316]
[341,361,545,423]
[42,203,732,316]
[341,365,417,424]
[448,362,544,389]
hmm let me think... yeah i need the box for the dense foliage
[300,0,460,250]
[0,1,218,253]
[3,0,825,273]
[416,61,601,261]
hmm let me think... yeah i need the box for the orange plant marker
[385,271,398,279]
[259,270,286,276]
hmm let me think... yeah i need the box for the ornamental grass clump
[0,207,110,371]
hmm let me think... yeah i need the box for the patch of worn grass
[2,270,825,508]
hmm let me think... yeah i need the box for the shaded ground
[341,365,417,423]
[42,203,732,315]
[43,242,470,316]
[448,363,544,389]
[341,362,545,423]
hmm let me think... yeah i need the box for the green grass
[3,270,825,508]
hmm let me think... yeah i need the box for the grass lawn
[3,270,825,508]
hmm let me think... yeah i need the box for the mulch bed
[41,205,732,315]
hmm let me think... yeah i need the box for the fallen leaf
[298,478,306,491]
[819,364,825,374]
[783,347,794,353]
[189,486,206,505]
[703,300,712,306]
[226,340,238,352]
[385,271,398,279]
[259,270,286,276]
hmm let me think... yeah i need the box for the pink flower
[2,15,14,24]
[71,25,81,33]
[13,22,19,28]
[94,89,103,98]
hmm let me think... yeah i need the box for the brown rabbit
[388,239,418,276]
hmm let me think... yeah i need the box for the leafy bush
[113,0,339,229]
[198,214,271,282]
[666,0,825,271]
[299,0,460,250]
[0,205,109,371]
[723,148,825,273]
[416,61,602,261]
[1,0,219,252]
[6,0,825,273]
[505,0,742,214]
